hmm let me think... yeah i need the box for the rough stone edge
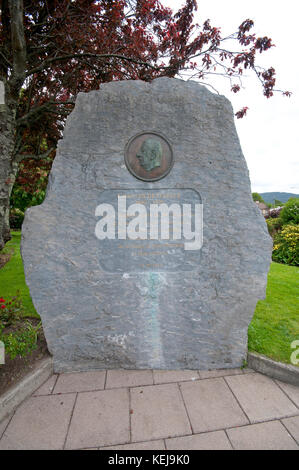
[0,356,53,423]
[248,352,299,386]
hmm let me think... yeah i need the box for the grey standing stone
[21,77,272,372]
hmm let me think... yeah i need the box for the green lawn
[0,231,39,318]
[248,262,299,365]
[0,232,298,365]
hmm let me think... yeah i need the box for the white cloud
[163,0,299,194]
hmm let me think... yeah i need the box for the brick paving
[0,368,298,450]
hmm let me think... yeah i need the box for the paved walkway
[0,368,298,450]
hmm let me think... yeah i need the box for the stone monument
[21,78,272,372]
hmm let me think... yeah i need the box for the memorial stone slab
[21,77,272,372]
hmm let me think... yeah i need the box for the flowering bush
[272,224,299,266]
[0,294,40,360]
[0,293,24,326]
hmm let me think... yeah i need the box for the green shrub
[0,321,41,360]
[9,208,25,229]
[279,198,299,225]
[10,180,47,214]
[272,224,299,266]
[10,175,47,228]
[266,217,282,237]
[252,192,265,203]
[0,294,40,360]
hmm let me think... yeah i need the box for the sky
[163,0,299,194]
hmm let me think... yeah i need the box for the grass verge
[0,231,39,318]
[248,262,299,365]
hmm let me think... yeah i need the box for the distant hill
[260,192,299,204]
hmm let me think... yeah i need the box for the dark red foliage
[0,1,290,191]
[269,207,283,218]
[235,106,249,119]
[231,84,240,93]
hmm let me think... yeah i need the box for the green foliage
[274,199,283,207]
[0,294,40,361]
[0,321,41,360]
[0,292,24,326]
[9,161,49,228]
[249,262,299,365]
[266,217,282,237]
[279,198,299,225]
[252,192,265,203]
[9,208,25,230]
[272,224,299,266]
[266,199,299,266]
[10,182,46,215]
[267,200,283,209]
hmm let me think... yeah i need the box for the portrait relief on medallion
[124,132,173,181]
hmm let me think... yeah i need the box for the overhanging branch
[26,53,160,77]
[17,100,75,125]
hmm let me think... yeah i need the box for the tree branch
[0,49,12,68]
[9,0,27,90]
[17,100,75,125]
[26,53,160,77]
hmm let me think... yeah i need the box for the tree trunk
[0,96,18,251]
[0,0,27,250]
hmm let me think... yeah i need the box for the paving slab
[198,369,243,379]
[33,375,58,396]
[53,370,106,394]
[0,356,53,423]
[282,416,299,445]
[153,370,199,384]
[180,378,248,433]
[105,370,153,389]
[225,373,298,423]
[65,388,130,449]
[0,394,76,450]
[165,431,232,450]
[227,420,298,450]
[130,383,191,442]
[102,440,166,450]
[1,368,298,450]
[276,380,299,408]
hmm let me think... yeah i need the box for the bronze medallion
[124,132,173,182]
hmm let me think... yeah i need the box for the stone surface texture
[21,77,272,372]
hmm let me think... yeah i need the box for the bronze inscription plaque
[125,132,173,182]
